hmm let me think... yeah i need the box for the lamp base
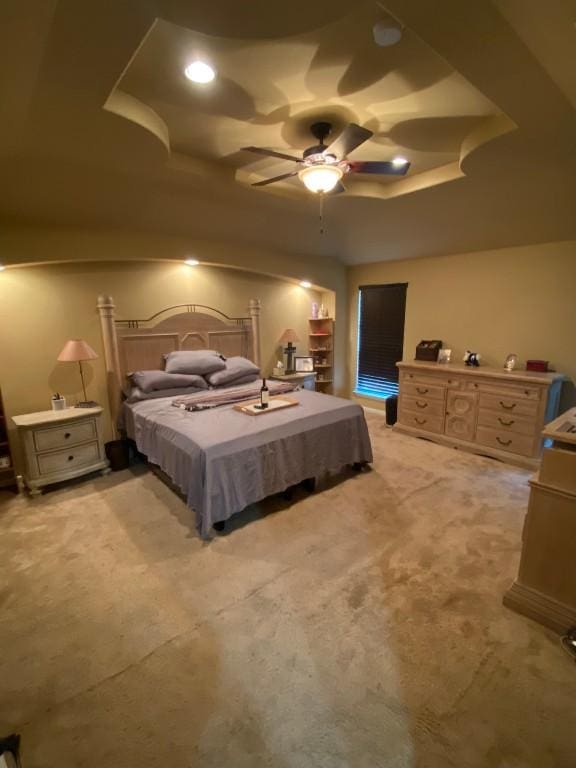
[75,400,99,408]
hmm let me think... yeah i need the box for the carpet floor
[0,414,574,767]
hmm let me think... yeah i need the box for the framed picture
[437,349,452,364]
[295,356,314,373]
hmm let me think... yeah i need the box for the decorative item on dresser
[504,407,576,634]
[309,315,334,393]
[269,370,317,391]
[12,407,110,496]
[395,361,564,470]
[0,389,17,492]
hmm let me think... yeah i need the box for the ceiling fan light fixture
[184,60,216,84]
[298,164,343,194]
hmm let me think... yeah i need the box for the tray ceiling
[106,5,512,199]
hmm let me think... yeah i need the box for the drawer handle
[415,417,427,425]
[499,400,516,410]
[496,437,512,447]
[68,455,74,462]
[416,387,429,394]
[64,432,71,439]
[498,417,515,427]
[416,400,428,409]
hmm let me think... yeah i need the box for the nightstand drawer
[37,441,101,476]
[34,419,96,452]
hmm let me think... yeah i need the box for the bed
[97,296,373,536]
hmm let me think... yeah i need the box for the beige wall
[1,225,348,392]
[0,261,330,468]
[348,240,576,411]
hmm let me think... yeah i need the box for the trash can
[385,395,398,426]
[105,439,130,471]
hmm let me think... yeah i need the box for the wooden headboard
[97,296,261,434]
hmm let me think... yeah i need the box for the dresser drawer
[479,393,539,418]
[401,396,445,417]
[403,382,446,401]
[477,409,536,436]
[476,426,534,457]
[399,410,444,434]
[465,381,540,400]
[33,419,96,452]
[37,441,101,476]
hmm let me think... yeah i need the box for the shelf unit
[0,389,17,492]
[309,317,334,393]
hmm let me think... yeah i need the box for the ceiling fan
[242,121,410,194]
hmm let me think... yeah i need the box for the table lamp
[279,329,300,373]
[57,339,99,408]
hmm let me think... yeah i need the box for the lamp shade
[57,339,98,362]
[279,329,300,345]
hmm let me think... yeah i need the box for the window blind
[356,283,407,399]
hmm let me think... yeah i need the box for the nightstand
[270,372,317,391]
[12,407,110,496]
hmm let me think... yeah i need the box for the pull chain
[319,192,325,235]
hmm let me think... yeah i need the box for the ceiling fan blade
[242,146,302,163]
[252,171,299,187]
[324,123,373,159]
[349,160,411,176]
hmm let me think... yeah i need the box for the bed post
[249,298,262,366]
[97,295,122,438]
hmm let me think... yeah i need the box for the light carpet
[0,414,574,767]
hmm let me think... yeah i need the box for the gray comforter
[123,385,373,537]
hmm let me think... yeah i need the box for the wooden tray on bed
[233,396,299,416]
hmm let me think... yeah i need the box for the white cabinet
[12,407,110,495]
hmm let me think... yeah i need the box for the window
[355,283,407,399]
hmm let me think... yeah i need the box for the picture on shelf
[295,356,314,373]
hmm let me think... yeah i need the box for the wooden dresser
[395,361,564,469]
[12,406,109,496]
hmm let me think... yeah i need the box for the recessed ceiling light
[392,156,408,167]
[184,61,216,84]
[184,258,199,266]
[373,22,403,47]
[300,280,312,289]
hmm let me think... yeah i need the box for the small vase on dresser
[12,406,110,496]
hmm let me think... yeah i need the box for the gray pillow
[206,356,260,387]
[129,370,207,393]
[165,350,226,375]
[126,385,206,404]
